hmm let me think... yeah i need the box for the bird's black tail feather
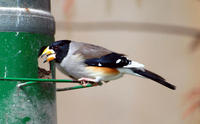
[130,68,176,90]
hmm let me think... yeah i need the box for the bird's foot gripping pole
[55,78,103,91]
[78,77,102,87]
[0,77,102,91]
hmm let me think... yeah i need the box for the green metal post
[0,0,56,123]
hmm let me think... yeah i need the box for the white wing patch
[98,63,102,66]
[116,59,121,64]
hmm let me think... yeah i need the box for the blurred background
[49,0,200,124]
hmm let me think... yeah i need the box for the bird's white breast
[57,54,89,79]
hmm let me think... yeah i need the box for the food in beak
[41,46,56,63]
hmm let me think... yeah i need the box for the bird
[41,40,176,90]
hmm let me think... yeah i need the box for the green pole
[0,0,56,123]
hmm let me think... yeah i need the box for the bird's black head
[41,40,71,63]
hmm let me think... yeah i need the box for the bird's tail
[127,68,176,90]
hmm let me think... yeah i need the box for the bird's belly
[86,66,123,81]
[57,62,88,79]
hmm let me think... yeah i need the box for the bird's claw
[78,77,98,86]
[80,80,89,87]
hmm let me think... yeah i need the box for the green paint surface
[0,32,56,124]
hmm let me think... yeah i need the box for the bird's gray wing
[72,41,113,59]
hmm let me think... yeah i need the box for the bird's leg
[80,80,88,87]
[78,77,100,86]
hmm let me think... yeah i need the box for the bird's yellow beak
[41,46,56,63]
